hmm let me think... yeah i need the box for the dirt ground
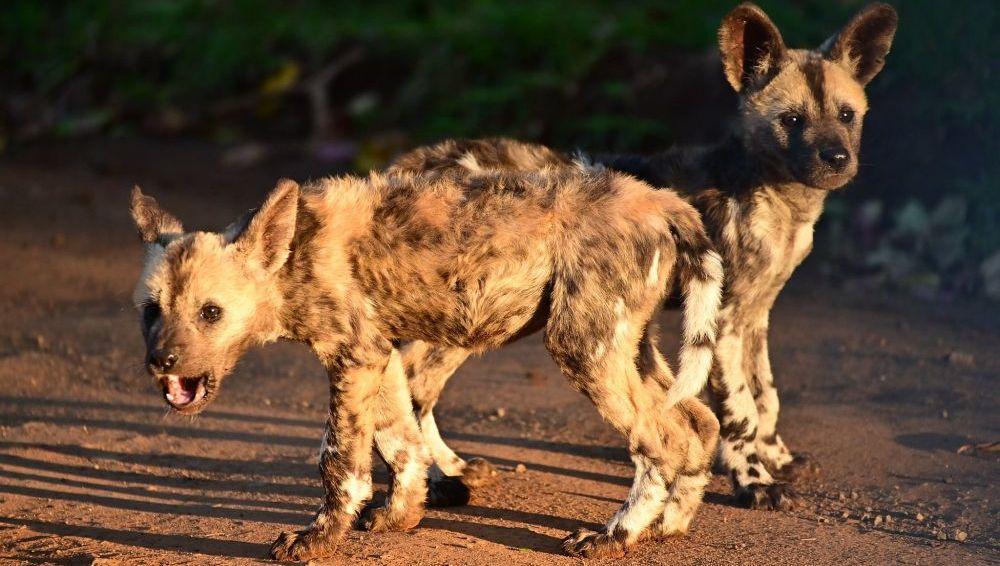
[0,140,996,565]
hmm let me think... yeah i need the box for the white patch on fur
[606,456,667,538]
[374,427,405,462]
[646,249,660,287]
[680,251,723,341]
[714,334,758,423]
[420,411,465,476]
[593,342,606,360]
[659,473,709,535]
[457,152,483,173]
[791,222,815,262]
[612,298,630,347]
[313,510,328,527]
[340,473,373,517]
[571,151,605,173]
[713,331,775,485]
[395,447,424,489]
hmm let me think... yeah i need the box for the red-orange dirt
[0,141,996,565]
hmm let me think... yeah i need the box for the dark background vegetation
[2,0,997,297]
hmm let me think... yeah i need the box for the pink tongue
[166,375,198,405]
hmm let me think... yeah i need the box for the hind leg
[401,341,497,506]
[547,307,691,558]
[635,328,718,539]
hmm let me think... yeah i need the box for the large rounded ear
[821,3,898,85]
[718,3,787,92]
[130,186,183,244]
[231,179,300,274]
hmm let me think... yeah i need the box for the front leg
[357,348,432,532]
[749,326,818,481]
[270,342,387,562]
[710,327,794,510]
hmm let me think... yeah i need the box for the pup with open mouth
[127,160,725,562]
[160,374,212,411]
[130,190,261,417]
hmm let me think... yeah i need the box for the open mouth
[160,374,211,411]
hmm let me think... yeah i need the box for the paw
[269,528,337,562]
[561,528,628,559]
[461,457,498,488]
[355,503,423,532]
[427,475,472,507]
[772,452,820,482]
[643,518,691,541]
[634,526,674,543]
[735,482,797,511]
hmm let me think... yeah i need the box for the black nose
[148,349,179,372]
[819,146,850,171]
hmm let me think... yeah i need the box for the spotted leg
[356,348,432,532]
[548,311,690,558]
[401,341,497,507]
[749,323,818,481]
[270,340,387,562]
[636,326,718,539]
[709,313,795,510]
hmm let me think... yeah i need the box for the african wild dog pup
[391,3,897,511]
[128,165,724,559]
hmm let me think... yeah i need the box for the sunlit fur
[389,2,897,521]
[129,165,723,560]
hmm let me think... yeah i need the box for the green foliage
[0,0,862,141]
[1,0,996,291]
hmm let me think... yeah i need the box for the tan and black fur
[128,165,724,560]
[391,3,897,511]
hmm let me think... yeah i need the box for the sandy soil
[0,141,996,565]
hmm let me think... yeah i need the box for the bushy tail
[663,211,724,409]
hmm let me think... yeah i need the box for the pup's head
[720,3,897,189]
[128,180,299,414]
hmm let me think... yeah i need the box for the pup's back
[301,168,702,352]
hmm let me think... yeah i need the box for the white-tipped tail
[663,248,723,409]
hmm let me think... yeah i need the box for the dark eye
[780,112,803,128]
[200,304,222,323]
[838,107,855,124]
[142,302,161,326]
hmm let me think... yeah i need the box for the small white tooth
[166,393,174,401]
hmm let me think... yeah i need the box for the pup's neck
[272,175,388,343]
[600,133,830,217]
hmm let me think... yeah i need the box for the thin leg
[658,471,711,536]
[401,341,497,503]
[357,348,431,532]
[547,316,686,558]
[710,321,794,510]
[637,326,718,539]
[748,326,791,467]
[402,341,470,475]
[270,344,386,561]
[749,327,818,480]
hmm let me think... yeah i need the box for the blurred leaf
[259,61,300,96]
[891,200,930,241]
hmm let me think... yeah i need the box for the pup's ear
[232,179,300,274]
[718,3,787,92]
[130,186,184,244]
[821,3,898,85]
